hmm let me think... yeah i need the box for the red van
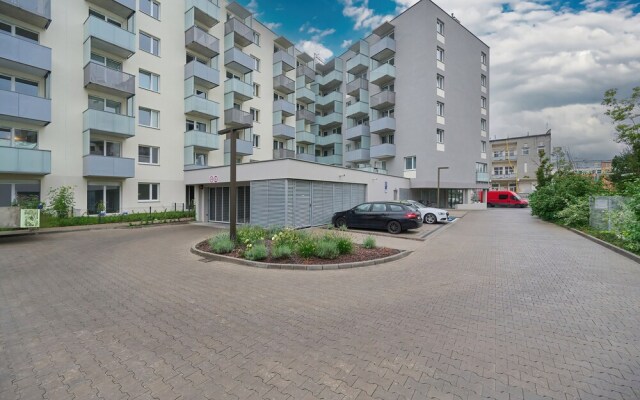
[487,190,529,208]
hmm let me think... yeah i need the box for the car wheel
[424,213,437,224]
[334,216,347,228]
[488,203,495,208]
[387,220,402,234]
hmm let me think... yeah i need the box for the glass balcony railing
[0,146,51,175]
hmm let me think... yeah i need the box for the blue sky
[238,0,640,160]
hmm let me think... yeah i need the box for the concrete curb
[567,227,640,264]
[190,245,413,271]
[0,220,194,238]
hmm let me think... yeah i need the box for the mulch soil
[196,239,401,265]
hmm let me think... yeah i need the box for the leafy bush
[272,227,305,248]
[39,210,194,228]
[315,239,340,259]
[296,236,317,258]
[334,235,354,255]
[244,243,268,260]
[529,173,604,221]
[363,236,377,249]
[47,186,75,218]
[209,233,235,254]
[557,197,590,228]
[271,244,293,259]
[237,225,267,246]
[12,194,41,209]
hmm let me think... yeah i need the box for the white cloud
[296,40,333,63]
[264,22,282,30]
[341,0,394,31]
[246,0,259,14]
[341,39,353,49]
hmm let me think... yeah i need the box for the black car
[332,202,423,234]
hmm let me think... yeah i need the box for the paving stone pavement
[1,209,639,400]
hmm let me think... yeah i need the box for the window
[476,163,487,173]
[138,183,159,201]
[381,134,394,144]
[139,107,159,128]
[186,120,207,132]
[0,182,40,207]
[88,96,122,114]
[0,20,39,42]
[195,88,207,98]
[481,74,487,87]
[436,19,444,35]
[0,74,39,96]
[138,145,159,164]
[436,74,444,89]
[253,31,260,45]
[139,32,160,56]
[436,129,444,143]
[493,150,503,158]
[405,156,416,170]
[250,108,259,122]
[481,52,487,65]
[436,47,444,62]
[436,102,444,116]
[90,52,122,70]
[252,134,260,148]
[382,108,394,118]
[195,152,207,166]
[481,118,487,131]
[481,96,487,109]
[522,146,529,155]
[0,127,38,149]
[493,166,503,175]
[87,184,120,214]
[253,82,260,97]
[139,0,160,19]
[251,55,260,71]
[274,140,284,150]
[89,9,121,27]
[482,141,487,153]
[186,53,208,65]
[505,166,514,174]
[90,139,121,157]
[139,70,159,92]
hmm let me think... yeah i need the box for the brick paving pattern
[1,209,639,399]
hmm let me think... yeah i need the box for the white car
[401,200,449,224]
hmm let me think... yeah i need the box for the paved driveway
[1,209,639,400]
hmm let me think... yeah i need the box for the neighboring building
[573,160,612,177]
[489,130,552,196]
[0,0,490,225]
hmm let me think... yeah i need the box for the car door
[368,203,388,229]
[347,203,371,228]
[498,193,508,207]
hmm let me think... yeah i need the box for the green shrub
[315,239,340,259]
[557,197,590,228]
[272,227,304,248]
[363,236,377,249]
[47,186,75,218]
[244,243,268,260]
[529,173,604,221]
[39,210,194,228]
[334,235,354,254]
[237,225,267,246]
[209,233,235,254]
[271,244,293,259]
[12,194,41,209]
[296,236,317,258]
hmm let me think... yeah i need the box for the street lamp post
[437,166,449,208]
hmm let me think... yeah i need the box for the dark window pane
[15,26,38,42]
[138,183,150,200]
[105,186,120,213]
[15,78,39,96]
[138,146,150,163]
[0,184,12,206]
[0,75,12,91]
[0,21,11,33]
[151,184,158,200]
[14,130,37,149]
[87,185,104,214]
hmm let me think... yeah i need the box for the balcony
[184,60,220,89]
[370,143,395,159]
[370,63,395,86]
[224,138,253,156]
[0,33,51,77]
[83,155,134,178]
[273,148,295,159]
[345,148,370,163]
[0,90,51,126]
[316,91,342,109]
[297,64,315,84]
[296,131,315,144]
[86,0,135,19]
[317,112,342,128]
[83,109,134,138]
[296,109,315,124]
[84,15,135,59]
[317,70,342,90]
[370,36,396,61]
[492,154,518,161]
[184,95,220,119]
[296,87,315,104]
[224,47,254,74]
[345,101,369,119]
[273,124,295,140]
[492,173,516,180]
[370,116,395,134]
[317,154,342,166]
[273,74,295,94]
[476,172,490,183]
[186,0,220,28]
[274,50,295,72]
[224,108,252,128]
[84,62,135,98]
[346,77,368,97]
[370,91,395,110]
[224,78,252,102]
[0,0,51,29]
[345,124,369,141]
[0,146,50,175]
[224,17,254,48]
[185,130,219,150]
[273,99,295,117]
[185,25,219,58]
[346,53,369,74]
[296,153,315,162]
[316,134,342,147]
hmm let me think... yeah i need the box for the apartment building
[0,0,490,226]
[489,130,552,195]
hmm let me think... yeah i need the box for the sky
[239,0,640,161]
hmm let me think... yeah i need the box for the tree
[610,149,640,188]
[603,87,640,185]
[535,150,553,188]
[47,186,75,219]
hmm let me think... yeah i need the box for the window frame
[436,19,444,35]
[436,74,444,89]
[139,31,160,56]
[138,107,160,128]
[436,102,444,117]
[139,0,160,20]
[138,183,159,202]
[139,69,160,92]
[436,47,444,62]
[404,156,417,171]
[436,129,444,144]
[138,145,159,165]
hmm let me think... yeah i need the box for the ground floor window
[0,181,40,207]
[87,184,120,214]
[447,189,464,208]
[138,183,159,201]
